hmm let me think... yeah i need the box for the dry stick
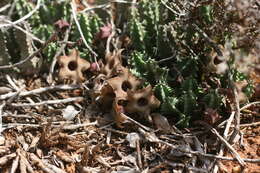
[18,150,34,173]
[204,123,245,166]
[5,75,32,105]
[171,0,185,14]
[10,75,49,109]
[161,0,185,16]
[4,120,75,128]
[136,139,143,170]
[30,153,56,173]
[0,84,81,100]
[213,111,235,173]
[105,2,116,55]
[139,128,260,163]
[10,155,19,173]
[158,55,175,64]
[0,33,56,70]
[0,0,41,28]
[3,121,95,130]
[102,127,128,135]
[19,156,27,173]
[6,88,24,105]
[96,156,112,168]
[11,75,53,111]
[224,112,235,142]
[0,102,6,134]
[106,131,111,144]
[111,0,138,3]
[71,0,100,71]
[229,75,242,144]
[220,101,260,128]
[57,40,76,45]
[70,1,98,58]
[240,101,260,111]
[3,123,40,128]
[2,19,44,44]
[240,121,260,127]
[5,75,38,107]
[48,13,73,84]
[0,153,17,166]
[10,97,84,107]
[7,0,16,18]
[43,160,67,173]
[0,84,22,134]
[121,113,152,131]
[0,4,11,13]
[2,113,34,119]
[62,121,97,130]
[240,109,259,116]
[131,0,137,8]
[5,74,20,91]
[79,3,110,14]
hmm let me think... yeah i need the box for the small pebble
[232,165,241,173]
[0,136,5,145]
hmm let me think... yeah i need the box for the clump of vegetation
[0,0,257,127]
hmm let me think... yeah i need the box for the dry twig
[240,101,260,111]
[229,75,242,144]
[209,126,245,167]
[213,111,235,173]
[240,121,260,127]
[70,0,97,58]
[1,19,43,43]
[0,84,82,100]
[0,0,41,28]
[138,128,260,163]
[0,4,11,13]
[106,2,116,55]
[10,97,84,107]
[48,13,73,84]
